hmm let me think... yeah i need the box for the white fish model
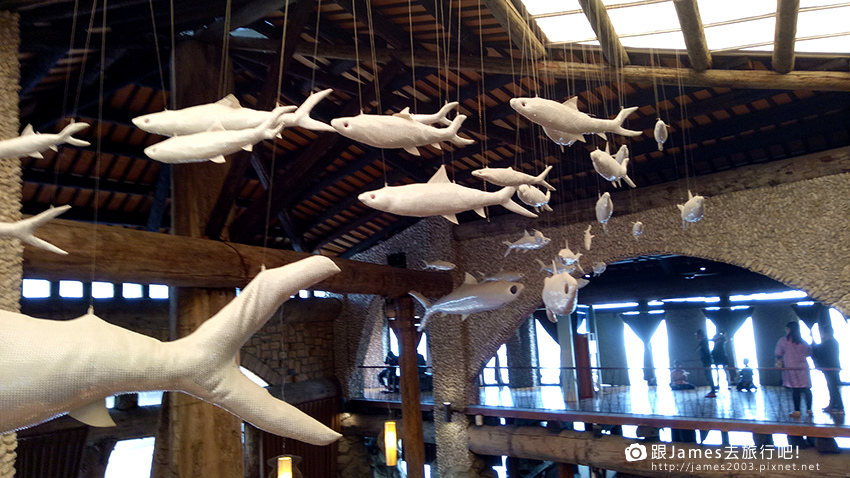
[423,260,456,271]
[557,239,582,266]
[471,165,556,191]
[0,122,89,159]
[654,118,668,151]
[358,165,536,224]
[536,258,578,275]
[509,96,641,145]
[678,190,705,230]
[478,270,525,282]
[589,144,636,188]
[615,144,629,165]
[592,262,607,277]
[331,110,474,156]
[0,205,71,255]
[584,225,594,251]
[517,185,553,212]
[542,125,582,149]
[0,256,343,446]
[595,192,613,233]
[132,89,335,136]
[503,229,551,257]
[409,272,524,331]
[144,106,290,164]
[401,102,458,126]
[632,221,644,238]
[542,262,589,322]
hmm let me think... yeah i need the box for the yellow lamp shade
[384,420,398,466]
[277,456,292,478]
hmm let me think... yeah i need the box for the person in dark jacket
[813,325,843,413]
[696,329,717,397]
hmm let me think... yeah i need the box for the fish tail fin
[289,88,335,132]
[59,122,90,147]
[408,291,434,331]
[436,101,458,125]
[447,114,474,147]
[16,205,71,254]
[624,174,636,188]
[536,165,556,191]
[612,107,641,136]
[498,187,538,218]
[658,142,664,151]
[178,256,342,445]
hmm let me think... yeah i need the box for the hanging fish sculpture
[402,102,458,126]
[0,256,343,446]
[615,144,629,165]
[331,109,474,156]
[558,239,582,265]
[592,262,607,277]
[0,122,89,159]
[542,262,589,322]
[654,118,668,151]
[678,190,705,230]
[478,270,525,282]
[517,185,553,212]
[409,272,524,331]
[590,144,636,188]
[471,165,556,191]
[536,258,578,275]
[358,165,536,224]
[144,106,291,164]
[542,125,581,149]
[510,96,640,146]
[632,221,644,238]
[596,192,613,233]
[132,89,335,136]
[503,229,551,257]
[423,260,456,271]
[584,225,594,251]
[0,205,71,255]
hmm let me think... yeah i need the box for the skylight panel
[618,30,686,49]
[696,0,775,25]
[793,35,850,53]
[703,17,776,51]
[522,0,581,16]
[605,2,680,37]
[796,6,850,37]
[535,14,597,43]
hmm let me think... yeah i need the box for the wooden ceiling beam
[673,0,711,72]
[198,0,295,42]
[773,0,800,74]
[333,0,410,50]
[417,0,481,55]
[479,0,546,58]
[338,216,421,258]
[577,0,629,66]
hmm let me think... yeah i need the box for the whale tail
[621,158,637,188]
[287,88,335,132]
[10,205,71,254]
[408,291,434,331]
[179,256,343,445]
[535,165,556,191]
[434,101,458,125]
[496,186,538,219]
[58,121,91,147]
[611,107,641,137]
[446,114,475,147]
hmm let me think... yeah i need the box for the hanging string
[89,0,107,310]
[71,0,100,118]
[217,0,233,99]
[351,0,364,112]
[310,0,323,90]
[61,0,82,120]
[147,0,169,108]
[168,0,175,109]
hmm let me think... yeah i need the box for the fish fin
[688,190,694,200]
[612,107,641,136]
[28,151,43,159]
[408,290,432,311]
[463,272,477,285]
[577,279,590,289]
[447,114,474,147]
[21,124,35,136]
[393,107,414,120]
[210,155,227,164]
[49,145,58,152]
[499,188,537,218]
[543,204,553,212]
[461,314,470,321]
[442,213,458,224]
[206,121,226,132]
[215,94,242,108]
[289,89,336,132]
[474,207,486,218]
[624,175,636,188]
[563,97,579,109]
[535,166,554,190]
[658,142,664,151]
[242,143,253,151]
[427,165,451,184]
[597,132,607,141]
[22,235,68,255]
[546,309,557,323]
[403,145,421,156]
[431,142,442,150]
[69,399,116,428]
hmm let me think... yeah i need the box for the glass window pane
[92,282,114,299]
[606,2,680,37]
[122,283,143,299]
[522,0,580,16]
[22,279,50,298]
[148,284,168,299]
[104,437,155,478]
[535,14,597,43]
[59,280,83,298]
[793,35,850,53]
[696,0,775,25]
[619,30,687,50]
[704,17,776,51]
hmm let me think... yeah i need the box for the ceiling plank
[333,0,410,50]
[577,0,630,66]
[198,0,294,42]
[773,0,800,74]
[673,0,711,72]
[417,0,482,55]
[479,0,546,58]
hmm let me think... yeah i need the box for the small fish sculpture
[409,272,524,331]
[595,192,613,233]
[654,118,668,151]
[331,109,474,156]
[478,270,525,282]
[471,165,556,191]
[557,239,582,265]
[503,229,551,257]
[584,225,594,251]
[589,144,636,188]
[358,165,537,224]
[423,260,456,271]
[0,205,71,255]
[402,102,457,126]
[132,89,335,136]
[517,185,553,212]
[542,261,589,322]
[510,96,641,146]
[592,262,607,277]
[615,144,629,165]
[0,122,89,159]
[144,106,290,164]
[0,256,343,446]
[536,258,578,275]
[632,221,644,238]
[678,190,705,230]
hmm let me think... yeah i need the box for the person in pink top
[775,321,812,418]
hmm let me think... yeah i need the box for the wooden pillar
[390,298,425,478]
[151,39,243,478]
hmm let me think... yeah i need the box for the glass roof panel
[535,14,598,43]
[796,6,850,37]
[703,17,776,51]
[522,0,581,16]
[605,2,681,36]
[696,0,775,25]
[792,35,850,53]
[618,30,686,50]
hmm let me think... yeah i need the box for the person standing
[696,329,717,398]
[813,324,844,414]
[775,321,812,418]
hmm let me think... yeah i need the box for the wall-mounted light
[277,456,292,478]
[384,420,398,466]
[475,415,484,426]
[443,402,452,423]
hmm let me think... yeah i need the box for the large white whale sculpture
[0,205,71,255]
[510,97,640,145]
[330,111,474,156]
[0,256,343,446]
[471,165,556,191]
[358,165,537,224]
[0,123,90,159]
[132,89,335,136]
[542,262,589,322]
[409,272,524,331]
[678,190,704,229]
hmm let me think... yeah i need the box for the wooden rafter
[333,0,410,50]
[773,0,800,74]
[673,0,711,72]
[479,0,546,58]
[577,0,630,66]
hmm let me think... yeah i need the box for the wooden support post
[390,297,426,478]
[479,0,546,58]
[773,0,800,73]
[673,0,711,71]
[577,0,630,66]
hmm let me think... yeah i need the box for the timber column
[151,40,243,478]
[0,11,22,478]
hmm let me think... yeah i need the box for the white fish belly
[383,184,502,216]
